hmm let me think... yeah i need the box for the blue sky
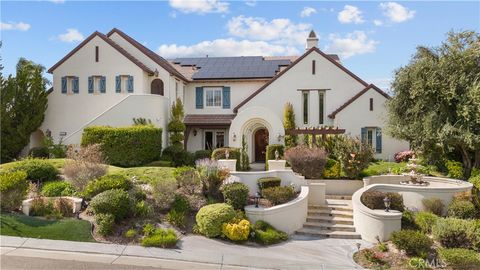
[1,1,479,90]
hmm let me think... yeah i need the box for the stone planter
[267,160,286,170]
[218,159,237,172]
[22,196,83,216]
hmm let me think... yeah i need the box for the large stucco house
[34,28,408,162]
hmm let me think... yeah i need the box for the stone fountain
[400,156,429,186]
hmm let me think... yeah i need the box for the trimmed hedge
[211,147,240,170]
[262,186,295,205]
[360,190,404,212]
[195,203,235,238]
[7,158,58,183]
[194,150,212,161]
[81,126,162,167]
[221,182,249,210]
[41,181,76,197]
[257,177,281,192]
[90,189,131,221]
[265,144,284,170]
[0,171,29,211]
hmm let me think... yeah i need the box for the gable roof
[328,84,390,119]
[106,28,189,82]
[233,46,369,113]
[48,31,154,75]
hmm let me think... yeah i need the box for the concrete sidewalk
[1,235,369,269]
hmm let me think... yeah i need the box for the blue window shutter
[61,77,67,93]
[88,76,93,93]
[73,77,79,93]
[361,127,367,144]
[115,76,121,93]
[127,76,134,93]
[195,87,203,109]
[100,76,106,93]
[375,128,382,153]
[222,86,230,109]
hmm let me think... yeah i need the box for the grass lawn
[116,166,176,184]
[361,161,407,177]
[0,213,95,242]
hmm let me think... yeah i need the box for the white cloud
[158,38,299,58]
[337,5,365,24]
[58,28,84,42]
[169,0,228,14]
[380,2,415,23]
[245,0,256,7]
[0,21,31,31]
[373,19,383,26]
[300,7,317,18]
[227,16,311,46]
[324,31,378,59]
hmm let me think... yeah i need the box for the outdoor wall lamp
[232,132,237,142]
[254,192,260,208]
[383,196,391,212]
[193,129,197,136]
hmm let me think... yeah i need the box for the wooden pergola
[285,126,346,145]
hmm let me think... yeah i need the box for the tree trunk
[459,146,473,179]
[474,149,480,169]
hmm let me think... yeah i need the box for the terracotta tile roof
[328,84,391,119]
[184,114,235,125]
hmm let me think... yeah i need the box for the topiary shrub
[438,248,480,270]
[89,189,131,221]
[194,150,212,162]
[265,144,285,170]
[0,171,29,211]
[29,146,49,158]
[414,211,438,233]
[8,158,58,183]
[211,147,241,170]
[82,174,132,200]
[95,213,115,236]
[162,145,194,167]
[41,181,76,197]
[432,218,478,249]
[390,230,432,258]
[447,199,476,219]
[421,197,444,216]
[445,160,464,179]
[221,182,249,210]
[262,186,296,206]
[253,220,288,245]
[222,219,250,242]
[322,158,341,179]
[81,125,162,167]
[141,228,178,248]
[360,190,404,211]
[195,203,236,238]
[285,146,326,179]
[257,177,281,192]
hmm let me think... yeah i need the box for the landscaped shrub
[222,219,250,242]
[8,158,58,183]
[194,150,212,161]
[252,220,288,245]
[445,159,464,179]
[141,228,178,248]
[394,150,415,163]
[469,174,480,214]
[390,230,432,258]
[265,144,284,170]
[239,135,250,171]
[0,171,29,212]
[421,197,444,216]
[81,125,162,167]
[414,211,438,233]
[196,159,229,199]
[447,199,476,219]
[89,189,131,221]
[133,200,153,218]
[332,136,374,179]
[360,190,404,211]
[173,166,201,195]
[438,248,480,270]
[54,197,73,217]
[82,174,132,199]
[125,229,136,239]
[162,145,194,167]
[41,181,76,197]
[43,136,67,158]
[257,177,281,192]
[63,144,108,191]
[221,182,249,210]
[432,218,479,249]
[29,146,49,158]
[151,177,177,210]
[95,213,115,236]
[211,147,241,170]
[195,203,236,238]
[165,195,190,227]
[322,158,341,179]
[284,146,326,179]
[29,197,55,217]
[166,210,186,228]
[142,223,156,237]
[261,186,295,206]
[401,209,418,230]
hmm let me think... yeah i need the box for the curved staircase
[295,195,361,239]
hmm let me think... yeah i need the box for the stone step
[295,228,361,239]
[308,205,353,212]
[307,209,353,218]
[325,195,352,200]
[303,222,356,232]
[306,216,354,225]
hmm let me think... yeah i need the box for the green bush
[133,200,153,218]
[141,228,178,248]
[390,230,432,257]
[221,182,249,210]
[421,197,444,216]
[211,147,241,170]
[166,210,186,228]
[447,199,476,219]
[125,228,136,239]
[195,203,235,238]
[143,223,156,237]
[89,189,131,221]
[332,135,374,179]
[262,186,295,206]
[29,197,55,217]
[161,145,194,167]
[470,174,480,213]
[41,181,76,197]
[253,220,288,245]
[284,146,327,179]
[414,211,438,233]
[257,177,281,192]
[322,158,341,179]
[81,125,162,167]
[194,150,212,161]
[432,218,479,249]
[0,171,29,211]
[171,194,190,213]
[222,219,250,242]
[402,209,418,230]
[360,190,404,211]
[265,144,284,170]
[29,146,49,158]
[95,213,115,236]
[8,158,58,183]
[173,166,201,195]
[445,160,464,179]
[438,248,480,270]
[54,197,73,217]
[151,177,177,209]
[82,174,132,199]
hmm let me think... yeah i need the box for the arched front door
[151,79,164,95]
[254,128,269,162]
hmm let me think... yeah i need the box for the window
[61,76,79,94]
[303,91,309,124]
[95,46,99,62]
[115,75,134,93]
[204,131,214,150]
[369,98,373,111]
[361,127,382,154]
[205,88,222,107]
[216,132,225,148]
[204,130,226,150]
[312,60,316,75]
[319,91,325,124]
[88,76,106,94]
[367,129,374,147]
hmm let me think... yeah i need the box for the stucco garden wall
[307,179,363,195]
[230,169,307,196]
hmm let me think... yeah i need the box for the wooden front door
[151,79,164,95]
[254,128,269,162]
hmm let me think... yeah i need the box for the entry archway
[253,128,269,162]
[150,79,164,95]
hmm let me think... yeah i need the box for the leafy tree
[1,58,49,162]
[283,102,297,148]
[239,135,250,171]
[167,98,185,147]
[387,31,480,178]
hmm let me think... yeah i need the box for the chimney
[306,30,318,50]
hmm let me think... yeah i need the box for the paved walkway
[1,235,370,269]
